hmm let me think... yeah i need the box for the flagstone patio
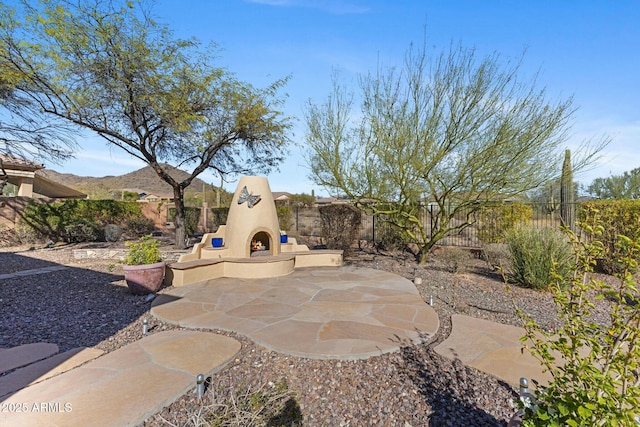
[151,266,440,360]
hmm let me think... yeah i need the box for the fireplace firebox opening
[250,231,272,256]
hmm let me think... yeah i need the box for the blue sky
[57,0,640,195]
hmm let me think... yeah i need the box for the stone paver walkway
[152,266,440,359]
[1,331,241,427]
[0,347,103,398]
[434,314,553,387]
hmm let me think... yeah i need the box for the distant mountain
[41,164,213,198]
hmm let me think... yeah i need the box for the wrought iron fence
[290,203,578,248]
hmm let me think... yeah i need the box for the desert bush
[210,207,229,229]
[13,224,44,244]
[21,199,148,242]
[477,202,534,244]
[169,207,201,236]
[276,205,294,233]
[373,217,406,251]
[319,203,362,256]
[121,217,155,239]
[437,247,471,274]
[483,243,510,270]
[64,221,103,243]
[104,224,122,242]
[0,223,18,246]
[505,226,574,290]
[516,219,640,426]
[579,200,640,274]
[186,380,301,427]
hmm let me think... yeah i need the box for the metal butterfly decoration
[237,186,261,208]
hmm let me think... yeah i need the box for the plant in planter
[122,235,165,295]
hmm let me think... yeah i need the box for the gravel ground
[0,241,617,426]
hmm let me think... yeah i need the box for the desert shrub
[477,202,533,244]
[517,219,640,426]
[319,203,362,256]
[437,247,471,274]
[276,205,294,232]
[104,224,122,242]
[210,207,229,228]
[64,221,103,243]
[122,216,155,238]
[373,217,406,251]
[483,243,510,270]
[579,200,640,274]
[0,223,18,247]
[13,224,44,244]
[21,199,147,243]
[186,380,301,427]
[168,207,201,236]
[505,226,574,290]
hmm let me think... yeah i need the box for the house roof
[1,155,85,198]
[272,192,291,201]
[0,154,44,172]
[32,172,87,199]
[315,197,338,205]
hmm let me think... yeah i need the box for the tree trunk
[172,186,187,249]
[418,238,439,264]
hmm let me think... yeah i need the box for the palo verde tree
[304,44,606,262]
[0,0,291,248]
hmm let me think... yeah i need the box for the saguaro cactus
[560,149,575,229]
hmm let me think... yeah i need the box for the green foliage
[319,203,362,256]
[121,216,155,238]
[373,214,407,251]
[169,207,200,236]
[517,218,640,426]
[122,191,139,202]
[579,200,640,274]
[477,202,533,244]
[64,220,102,243]
[276,205,294,232]
[505,226,574,290]
[210,207,229,228]
[124,235,161,265]
[1,182,17,196]
[20,199,147,243]
[588,166,640,199]
[288,193,315,206]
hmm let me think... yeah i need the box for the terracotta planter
[123,261,166,295]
